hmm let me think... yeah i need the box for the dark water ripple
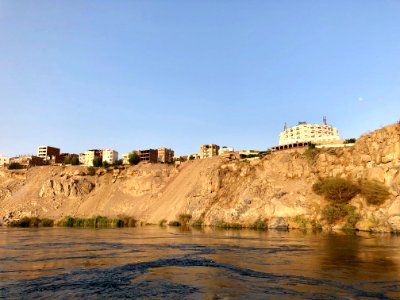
[1,228,400,299]
[0,255,396,299]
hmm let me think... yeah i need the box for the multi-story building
[37,146,61,163]
[102,149,118,164]
[134,149,158,163]
[0,155,10,167]
[84,149,102,166]
[279,118,340,146]
[200,144,220,159]
[158,148,174,163]
[122,153,129,165]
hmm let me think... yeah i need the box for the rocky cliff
[1,123,399,232]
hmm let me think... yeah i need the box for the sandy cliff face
[1,123,399,231]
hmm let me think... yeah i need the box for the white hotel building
[279,119,340,146]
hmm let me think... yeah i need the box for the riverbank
[1,123,399,232]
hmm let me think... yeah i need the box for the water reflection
[0,227,399,299]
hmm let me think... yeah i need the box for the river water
[0,226,399,299]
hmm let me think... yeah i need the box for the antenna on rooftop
[284,122,287,130]
[323,116,327,125]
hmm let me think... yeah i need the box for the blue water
[0,227,399,299]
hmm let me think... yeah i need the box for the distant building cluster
[0,117,350,168]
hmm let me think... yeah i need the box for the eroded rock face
[0,188,11,200]
[39,178,94,198]
[1,123,399,232]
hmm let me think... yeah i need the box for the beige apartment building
[84,149,102,166]
[0,155,10,167]
[102,149,118,164]
[158,148,174,163]
[279,119,340,146]
[122,153,129,165]
[200,144,220,159]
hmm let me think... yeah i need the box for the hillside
[1,123,399,232]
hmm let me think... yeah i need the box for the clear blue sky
[0,1,399,157]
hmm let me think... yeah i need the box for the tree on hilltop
[128,152,140,165]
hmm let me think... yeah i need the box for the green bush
[313,177,359,204]
[191,219,203,227]
[215,220,243,229]
[92,157,102,167]
[71,157,80,165]
[291,216,309,230]
[322,204,360,228]
[178,214,192,226]
[56,216,134,228]
[344,138,356,144]
[8,163,25,170]
[322,204,349,224]
[359,180,390,205]
[87,166,96,176]
[168,221,181,226]
[128,152,140,165]
[113,159,123,166]
[249,219,268,230]
[120,216,137,227]
[41,218,54,227]
[9,217,55,227]
[102,161,110,168]
[304,143,317,163]
[64,155,80,165]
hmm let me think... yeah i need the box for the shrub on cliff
[9,217,54,227]
[359,180,390,205]
[250,219,268,230]
[312,177,359,204]
[128,152,140,165]
[8,163,25,170]
[178,214,192,226]
[344,138,356,144]
[71,157,80,165]
[92,157,102,167]
[168,220,181,226]
[87,166,96,176]
[322,204,360,229]
[304,143,317,163]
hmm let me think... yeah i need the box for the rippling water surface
[0,226,399,299]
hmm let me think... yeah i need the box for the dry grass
[359,180,390,205]
[313,177,359,204]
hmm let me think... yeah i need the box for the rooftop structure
[279,117,340,146]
